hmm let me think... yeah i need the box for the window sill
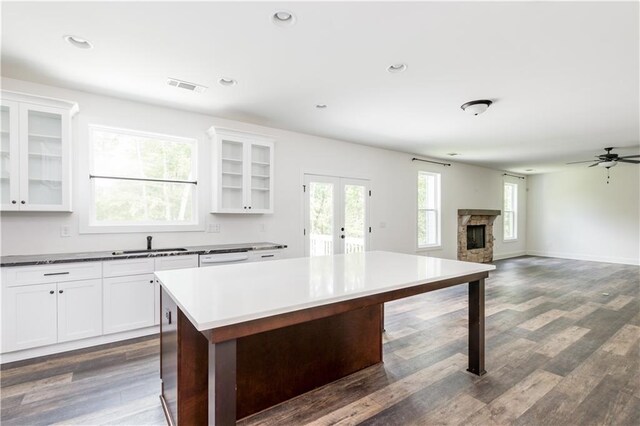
[503,238,518,243]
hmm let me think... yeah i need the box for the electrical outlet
[208,224,221,233]
[60,226,71,237]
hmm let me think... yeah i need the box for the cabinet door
[57,279,102,343]
[1,283,57,352]
[18,103,71,211]
[103,274,155,334]
[217,138,247,212]
[0,100,20,210]
[247,141,274,213]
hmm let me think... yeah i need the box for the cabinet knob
[20,200,25,205]
[11,200,16,204]
[341,235,345,239]
[59,290,64,294]
[248,206,252,209]
[150,280,154,283]
[244,206,247,209]
[49,290,54,294]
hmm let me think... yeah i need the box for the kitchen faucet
[147,236,152,250]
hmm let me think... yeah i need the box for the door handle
[44,272,70,276]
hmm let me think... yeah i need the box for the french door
[303,174,370,257]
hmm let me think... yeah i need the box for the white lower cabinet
[103,274,156,334]
[2,283,58,351]
[1,277,103,352]
[57,279,102,343]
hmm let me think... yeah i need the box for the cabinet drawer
[154,255,199,271]
[2,262,102,287]
[251,250,281,262]
[103,258,155,278]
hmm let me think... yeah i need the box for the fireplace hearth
[457,209,501,263]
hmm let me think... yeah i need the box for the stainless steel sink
[112,248,188,255]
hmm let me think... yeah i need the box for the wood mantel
[458,209,501,216]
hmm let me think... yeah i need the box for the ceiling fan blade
[588,162,601,167]
[619,155,640,159]
[566,160,597,164]
[617,159,640,164]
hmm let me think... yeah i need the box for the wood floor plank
[600,324,640,356]
[535,325,591,357]
[517,309,567,331]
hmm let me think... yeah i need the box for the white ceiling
[2,1,638,173]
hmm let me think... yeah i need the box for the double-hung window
[88,125,198,230]
[503,182,518,241]
[417,171,441,248]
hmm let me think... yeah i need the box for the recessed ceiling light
[460,99,493,116]
[525,168,534,172]
[272,10,296,27]
[218,78,237,87]
[315,104,327,109]
[447,153,460,156]
[63,35,93,49]
[387,63,407,73]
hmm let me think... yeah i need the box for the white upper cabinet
[208,127,274,214]
[0,91,78,212]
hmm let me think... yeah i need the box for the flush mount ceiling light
[447,153,460,156]
[460,99,493,116]
[525,169,534,172]
[315,104,327,109]
[272,10,296,27]
[387,63,407,73]
[218,78,237,87]
[63,35,93,49]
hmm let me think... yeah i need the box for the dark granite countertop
[0,242,287,267]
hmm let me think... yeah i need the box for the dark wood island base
[159,272,488,425]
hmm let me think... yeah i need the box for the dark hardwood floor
[1,256,638,425]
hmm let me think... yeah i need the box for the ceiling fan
[567,147,640,183]
[567,147,640,168]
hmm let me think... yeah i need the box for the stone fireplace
[457,209,501,263]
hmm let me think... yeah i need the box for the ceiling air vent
[167,78,207,93]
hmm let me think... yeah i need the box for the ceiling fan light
[598,161,617,168]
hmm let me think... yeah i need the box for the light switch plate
[207,224,221,233]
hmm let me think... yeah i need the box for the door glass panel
[343,184,366,253]
[309,182,335,256]
[27,110,63,205]
[250,144,270,210]
[0,105,11,204]
[220,139,244,210]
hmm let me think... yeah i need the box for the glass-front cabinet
[208,127,274,214]
[0,92,77,211]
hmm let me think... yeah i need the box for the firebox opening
[467,225,486,250]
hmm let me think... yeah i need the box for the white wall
[0,77,526,260]
[527,166,639,265]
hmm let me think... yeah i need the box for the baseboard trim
[526,250,640,266]
[493,251,527,261]
[0,326,159,364]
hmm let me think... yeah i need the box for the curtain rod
[503,173,525,180]
[411,158,451,167]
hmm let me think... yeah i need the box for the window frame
[82,124,202,233]
[503,181,518,242]
[417,171,442,250]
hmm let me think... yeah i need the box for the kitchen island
[155,251,495,425]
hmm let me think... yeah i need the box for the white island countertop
[155,251,495,331]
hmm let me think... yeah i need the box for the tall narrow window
[503,182,518,241]
[88,125,198,229]
[417,171,441,248]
